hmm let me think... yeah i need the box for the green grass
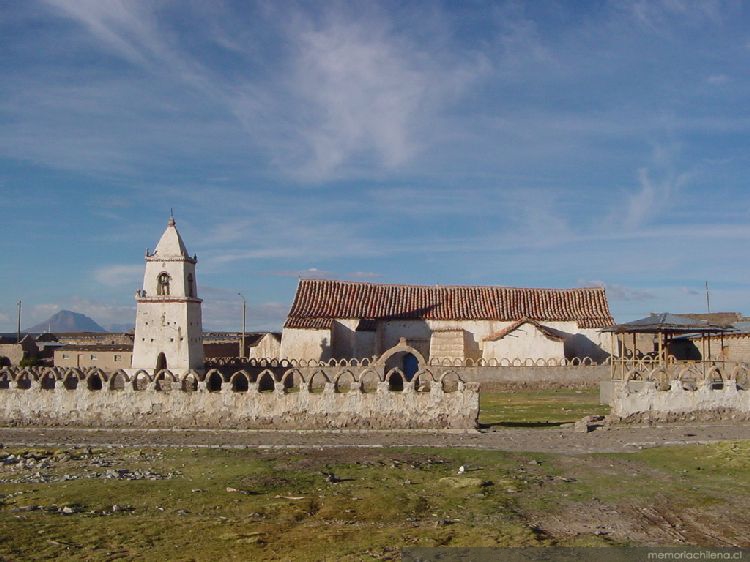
[0,442,748,560]
[479,388,609,427]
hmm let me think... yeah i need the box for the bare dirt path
[1,422,749,453]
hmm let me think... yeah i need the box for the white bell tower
[131,216,204,373]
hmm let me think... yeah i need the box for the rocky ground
[0,421,749,454]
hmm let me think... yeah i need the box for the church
[52,218,614,372]
[280,279,614,363]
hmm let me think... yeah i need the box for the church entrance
[403,353,419,381]
[156,352,167,372]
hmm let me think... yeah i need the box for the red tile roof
[284,279,613,329]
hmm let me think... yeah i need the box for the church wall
[353,331,376,360]
[565,328,612,363]
[280,319,610,362]
[379,321,432,358]
[429,330,467,360]
[279,328,332,361]
[482,325,566,361]
[331,319,359,358]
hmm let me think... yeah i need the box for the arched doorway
[156,352,167,372]
[377,341,426,383]
[403,353,419,382]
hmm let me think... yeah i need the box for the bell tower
[131,216,204,373]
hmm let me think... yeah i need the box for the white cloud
[579,280,655,302]
[267,268,333,279]
[32,303,61,317]
[612,143,692,231]
[349,271,382,279]
[627,0,728,30]
[707,74,729,85]
[68,298,135,328]
[43,0,167,67]
[227,9,486,181]
[94,264,143,287]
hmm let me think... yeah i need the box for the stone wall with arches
[203,354,611,387]
[0,363,479,430]
[603,362,750,421]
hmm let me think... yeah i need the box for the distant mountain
[26,310,105,333]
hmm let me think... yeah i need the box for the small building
[202,332,281,360]
[0,335,38,366]
[54,344,133,369]
[684,320,750,363]
[280,279,614,363]
[54,332,135,346]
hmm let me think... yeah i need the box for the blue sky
[1,0,749,332]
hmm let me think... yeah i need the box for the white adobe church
[130,216,204,373]
[280,279,614,363]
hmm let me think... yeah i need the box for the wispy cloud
[3,2,750,330]
[627,0,729,30]
[199,286,288,331]
[707,74,729,85]
[43,0,163,66]
[67,298,135,328]
[611,144,692,230]
[267,268,333,279]
[94,264,143,287]
[579,280,655,302]
[228,7,487,181]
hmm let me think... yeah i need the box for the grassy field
[0,441,748,560]
[479,388,609,427]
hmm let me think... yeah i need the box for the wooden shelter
[603,313,730,379]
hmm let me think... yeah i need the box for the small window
[62,353,69,359]
[187,273,194,298]
[114,355,121,361]
[169,338,174,342]
[90,354,97,360]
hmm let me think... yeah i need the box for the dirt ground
[1,422,749,454]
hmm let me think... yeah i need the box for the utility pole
[16,300,21,343]
[705,281,711,314]
[238,293,246,359]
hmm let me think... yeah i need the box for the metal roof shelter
[603,313,731,378]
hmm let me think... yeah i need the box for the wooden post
[658,332,664,366]
[610,331,615,379]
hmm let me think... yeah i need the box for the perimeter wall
[0,365,478,430]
